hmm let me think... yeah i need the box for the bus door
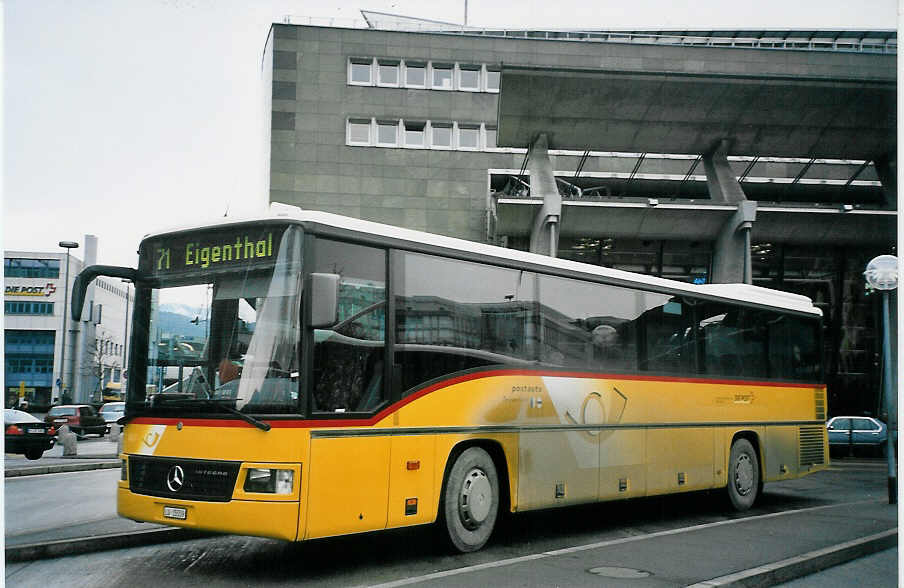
[303,240,392,539]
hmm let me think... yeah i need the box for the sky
[3,0,898,268]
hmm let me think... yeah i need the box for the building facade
[264,22,896,417]
[4,239,133,410]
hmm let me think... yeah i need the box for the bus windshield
[135,225,302,416]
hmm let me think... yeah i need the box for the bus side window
[311,240,387,413]
[639,298,695,375]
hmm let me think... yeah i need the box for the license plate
[26,428,43,434]
[163,506,187,520]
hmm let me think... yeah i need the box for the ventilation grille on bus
[815,391,826,421]
[129,456,240,502]
[799,426,826,467]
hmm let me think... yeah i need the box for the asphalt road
[3,458,898,587]
[6,469,121,539]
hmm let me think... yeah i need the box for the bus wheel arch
[726,433,762,511]
[438,441,508,552]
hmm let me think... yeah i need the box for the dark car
[827,416,895,456]
[5,408,56,460]
[99,402,125,433]
[44,404,106,437]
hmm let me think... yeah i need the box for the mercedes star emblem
[166,465,185,492]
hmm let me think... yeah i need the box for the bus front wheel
[441,446,499,553]
[727,438,760,511]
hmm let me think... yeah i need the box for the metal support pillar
[527,134,562,257]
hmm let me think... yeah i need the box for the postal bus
[73,208,828,552]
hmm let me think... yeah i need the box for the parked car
[827,416,895,456]
[99,401,125,433]
[44,404,106,437]
[5,408,56,460]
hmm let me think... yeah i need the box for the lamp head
[864,255,898,291]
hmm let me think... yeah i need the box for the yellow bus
[73,209,828,552]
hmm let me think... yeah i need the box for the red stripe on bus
[130,369,824,429]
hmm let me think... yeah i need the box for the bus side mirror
[309,273,340,328]
[72,265,138,321]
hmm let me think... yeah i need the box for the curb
[5,461,120,477]
[5,527,214,562]
[688,528,898,587]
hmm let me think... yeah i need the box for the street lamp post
[121,279,131,399]
[864,254,897,505]
[57,241,79,405]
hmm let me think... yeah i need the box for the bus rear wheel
[727,438,760,511]
[441,446,499,553]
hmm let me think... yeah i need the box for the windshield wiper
[151,397,271,432]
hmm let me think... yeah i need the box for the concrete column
[703,139,755,284]
[712,201,757,284]
[873,153,896,208]
[527,134,561,257]
[703,139,746,204]
[73,235,98,404]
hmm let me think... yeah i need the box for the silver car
[99,402,125,433]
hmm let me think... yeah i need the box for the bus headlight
[244,468,294,494]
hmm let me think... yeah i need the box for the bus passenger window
[639,298,695,375]
[311,240,386,413]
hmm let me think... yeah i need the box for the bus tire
[441,446,499,553]
[727,438,759,511]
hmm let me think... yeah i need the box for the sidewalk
[5,436,120,477]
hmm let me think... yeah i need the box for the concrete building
[4,238,133,410]
[263,18,896,417]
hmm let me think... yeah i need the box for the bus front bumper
[118,487,301,541]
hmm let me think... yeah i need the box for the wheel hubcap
[459,467,491,529]
[734,453,754,496]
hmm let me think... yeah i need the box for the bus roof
[143,206,822,317]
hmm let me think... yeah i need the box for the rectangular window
[484,126,497,149]
[376,120,399,146]
[486,68,501,92]
[404,62,426,87]
[431,123,452,148]
[432,63,453,90]
[378,60,400,86]
[458,65,480,90]
[395,252,536,393]
[404,121,425,147]
[5,301,54,315]
[458,125,480,150]
[4,258,61,278]
[347,119,372,145]
[312,240,386,413]
[349,59,373,84]
[638,297,696,374]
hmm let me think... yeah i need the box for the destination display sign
[141,224,288,277]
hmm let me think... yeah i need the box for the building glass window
[484,126,497,149]
[348,119,372,145]
[486,68,501,92]
[376,120,399,146]
[349,59,373,84]
[458,125,479,149]
[378,60,400,86]
[459,65,480,90]
[404,62,426,87]
[4,258,61,278]
[432,63,453,90]
[431,123,452,148]
[5,302,54,315]
[404,121,425,147]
